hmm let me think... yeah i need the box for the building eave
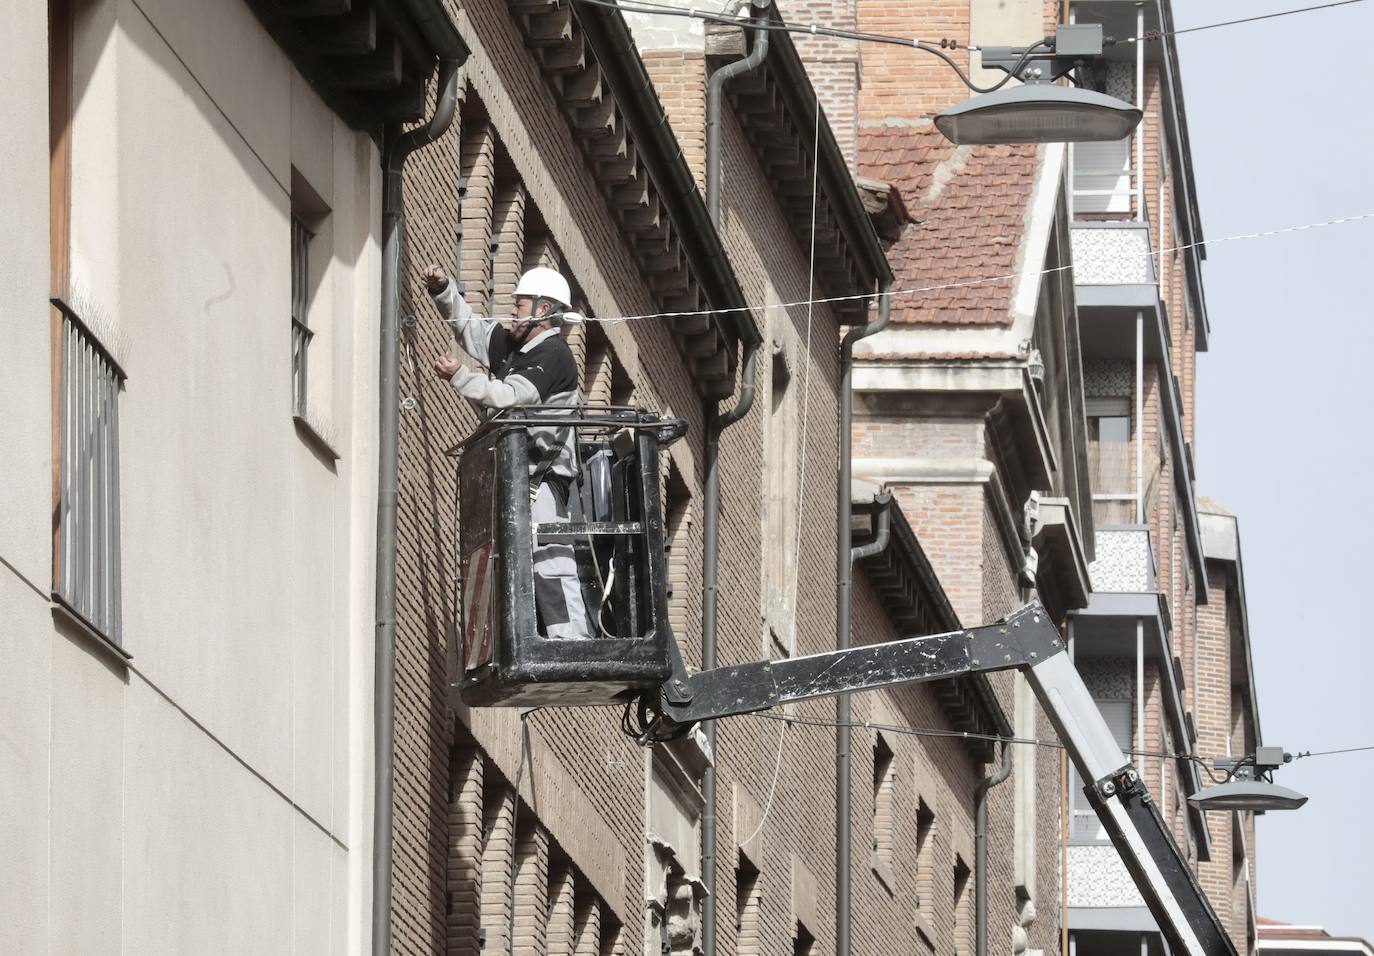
[244,0,470,130]
[852,487,1014,758]
[707,8,891,325]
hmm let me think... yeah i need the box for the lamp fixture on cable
[936,24,1142,145]
[1187,746,1310,813]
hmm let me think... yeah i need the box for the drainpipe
[850,489,893,562]
[975,741,1015,956]
[700,10,768,955]
[836,281,892,956]
[373,57,460,956]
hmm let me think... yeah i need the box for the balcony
[1088,527,1154,593]
[1068,844,1145,908]
[1071,223,1155,287]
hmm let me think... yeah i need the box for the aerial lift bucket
[450,408,685,707]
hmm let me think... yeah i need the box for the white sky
[1176,0,1374,938]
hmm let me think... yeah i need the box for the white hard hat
[514,267,571,310]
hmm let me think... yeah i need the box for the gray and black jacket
[431,281,579,479]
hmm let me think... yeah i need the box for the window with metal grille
[56,308,124,643]
[290,213,314,416]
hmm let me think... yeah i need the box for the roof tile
[859,126,1040,326]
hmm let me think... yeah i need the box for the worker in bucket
[426,264,591,641]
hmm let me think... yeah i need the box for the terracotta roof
[859,125,1040,326]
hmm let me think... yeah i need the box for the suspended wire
[409,211,1374,332]
[738,716,790,847]
[1108,0,1370,45]
[1294,744,1374,759]
[558,211,1374,325]
[742,91,826,842]
[576,0,1369,56]
[747,710,1201,763]
[573,0,1049,94]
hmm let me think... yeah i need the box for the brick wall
[779,0,862,168]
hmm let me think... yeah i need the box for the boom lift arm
[641,603,1236,956]
[452,413,1232,956]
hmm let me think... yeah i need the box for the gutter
[835,282,891,956]
[699,9,769,954]
[373,54,463,956]
[975,742,1014,956]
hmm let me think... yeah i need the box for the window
[762,330,800,654]
[914,795,935,918]
[646,743,707,955]
[55,306,124,643]
[662,463,693,637]
[289,170,335,457]
[953,854,972,956]
[735,854,761,956]
[1071,62,1136,216]
[871,734,896,887]
[1087,396,1135,525]
[1072,698,1132,842]
[290,212,313,417]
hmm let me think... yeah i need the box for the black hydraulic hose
[976,741,1015,956]
[700,11,769,953]
[373,56,461,956]
[835,281,891,956]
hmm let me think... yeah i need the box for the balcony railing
[1068,844,1146,909]
[1070,223,1156,286]
[1088,528,1154,593]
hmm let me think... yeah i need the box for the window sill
[293,413,341,463]
[870,852,895,896]
[51,592,131,666]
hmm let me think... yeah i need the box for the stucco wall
[1,0,381,951]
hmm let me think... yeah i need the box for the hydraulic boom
[642,603,1237,956]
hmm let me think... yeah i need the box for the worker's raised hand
[432,355,461,380]
[423,264,448,293]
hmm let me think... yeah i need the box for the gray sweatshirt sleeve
[430,281,499,367]
[449,366,541,408]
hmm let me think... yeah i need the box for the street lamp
[1187,747,1309,813]
[934,24,1142,146]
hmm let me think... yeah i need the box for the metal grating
[291,214,314,416]
[58,312,124,642]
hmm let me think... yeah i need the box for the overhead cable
[577,210,1374,325]
[1294,743,1374,759]
[575,0,1370,54]
[1109,0,1370,45]
[573,0,1048,94]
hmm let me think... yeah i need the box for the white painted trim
[1010,142,1066,338]
[852,457,996,485]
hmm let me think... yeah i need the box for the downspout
[373,57,460,956]
[836,280,892,956]
[700,10,768,955]
[975,741,1015,956]
[850,490,893,562]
